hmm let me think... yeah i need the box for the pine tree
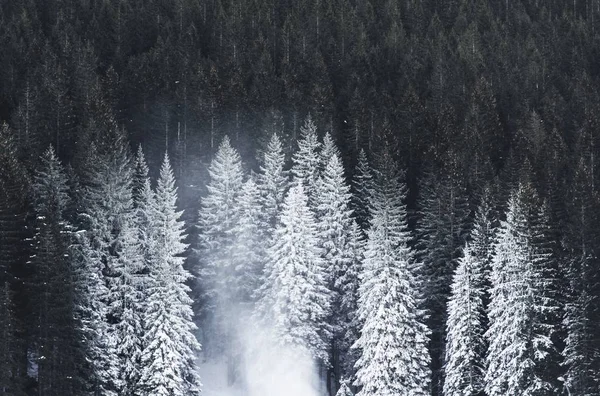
[139,154,201,396]
[485,184,559,396]
[257,133,289,230]
[335,220,364,383]
[257,184,332,364]
[197,135,244,354]
[417,162,470,394]
[78,129,138,395]
[353,153,430,396]
[562,158,600,395]
[314,151,355,384]
[443,243,486,396]
[29,146,81,395]
[291,114,321,201]
[336,378,355,396]
[232,176,266,303]
[320,131,341,172]
[351,149,373,231]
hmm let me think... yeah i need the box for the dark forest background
[1,0,600,395]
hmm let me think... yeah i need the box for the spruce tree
[257,133,289,231]
[353,152,430,396]
[291,114,321,201]
[443,243,486,396]
[315,151,355,384]
[139,154,201,396]
[257,184,332,364]
[485,184,559,396]
[29,146,80,395]
[351,149,373,231]
[197,135,244,354]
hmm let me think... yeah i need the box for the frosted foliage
[353,157,430,396]
[291,115,321,199]
[257,184,332,363]
[485,189,557,396]
[444,243,486,396]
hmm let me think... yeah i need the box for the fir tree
[351,149,373,231]
[257,133,289,230]
[197,135,244,354]
[353,153,430,396]
[315,151,355,383]
[335,220,364,383]
[257,184,332,364]
[291,114,321,201]
[443,243,486,396]
[139,154,201,396]
[29,146,81,395]
[485,184,559,396]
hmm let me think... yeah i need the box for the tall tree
[291,114,322,202]
[257,133,289,231]
[353,152,431,396]
[443,243,487,396]
[485,184,559,396]
[29,146,81,395]
[139,154,201,396]
[197,135,244,354]
[256,184,332,364]
[351,149,373,231]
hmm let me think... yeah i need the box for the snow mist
[240,318,322,396]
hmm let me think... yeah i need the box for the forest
[1,0,600,395]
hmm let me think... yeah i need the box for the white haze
[199,307,323,396]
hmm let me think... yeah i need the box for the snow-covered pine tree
[132,144,151,208]
[232,175,266,303]
[257,133,289,230]
[29,146,81,395]
[562,158,600,395]
[257,184,332,364]
[197,135,244,354]
[443,243,486,396]
[443,186,496,396]
[291,114,321,201]
[353,151,430,396]
[77,129,139,395]
[139,153,201,396]
[320,131,341,172]
[314,151,355,386]
[335,220,364,385]
[351,149,373,231]
[336,377,355,396]
[485,183,559,396]
[417,161,470,395]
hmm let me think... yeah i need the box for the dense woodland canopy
[1,0,600,395]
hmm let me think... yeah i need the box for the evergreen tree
[335,220,364,383]
[78,129,137,395]
[351,149,373,231]
[197,135,244,354]
[320,131,341,172]
[29,146,81,395]
[485,184,559,396]
[443,243,486,396]
[353,153,430,396]
[257,184,332,364]
[315,151,355,385]
[139,154,201,396]
[257,133,289,230]
[336,378,355,396]
[291,114,321,201]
